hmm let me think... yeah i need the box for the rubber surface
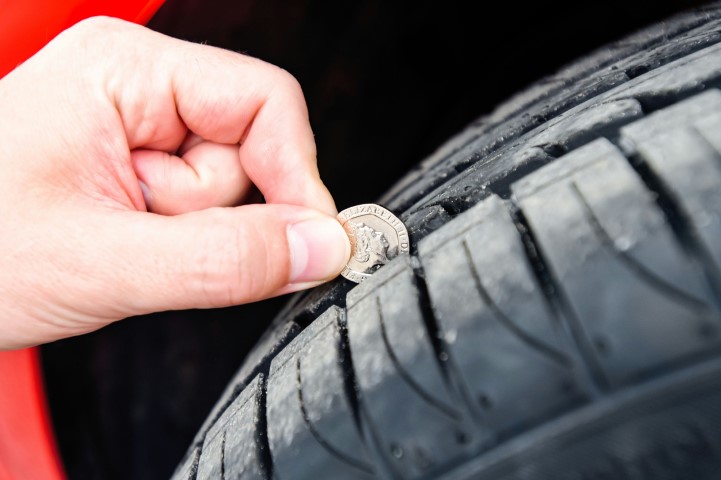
[173,4,721,479]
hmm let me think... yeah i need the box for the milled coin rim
[337,203,410,283]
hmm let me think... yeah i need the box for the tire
[174,4,721,479]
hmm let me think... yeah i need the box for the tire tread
[172,6,721,479]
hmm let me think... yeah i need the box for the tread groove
[256,373,274,480]
[461,239,574,368]
[510,206,611,395]
[411,260,483,423]
[295,357,375,475]
[569,181,712,311]
[624,141,721,311]
[375,295,461,421]
[220,431,226,480]
[194,325,303,452]
[336,311,364,430]
[336,311,396,479]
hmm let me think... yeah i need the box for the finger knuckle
[68,16,128,38]
[274,67,304,95]
[61,16,145,62]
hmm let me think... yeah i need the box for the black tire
[174,4,721,479]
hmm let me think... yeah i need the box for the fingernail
[287,217,351,283]
[139,181,151,211]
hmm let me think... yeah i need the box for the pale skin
[0,17,351,350]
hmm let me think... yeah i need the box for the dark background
[41,1,710,478]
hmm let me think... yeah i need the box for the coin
[337,204,410,283]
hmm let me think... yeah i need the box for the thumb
[106,204,350,315]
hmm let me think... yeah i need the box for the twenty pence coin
[337,204,410,283]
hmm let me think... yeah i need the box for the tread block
[530,98,643,151]
[621,90,721,276]
[513,138,720,387]
[620,89,721,141]
[419,195,589,437]
[346,256,474,479]
[609,42,721,106]
[197,375,267,480]
[267,307,375,480]
[192,321,303,448]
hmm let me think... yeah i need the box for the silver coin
[337,204,410,283]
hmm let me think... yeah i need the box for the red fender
[0,0,164,79]
[0,2,165,478]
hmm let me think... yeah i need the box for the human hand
[0,17,350,350]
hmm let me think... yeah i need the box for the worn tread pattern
[172,5,721,480]
[267,307,375,480]
[180,375,270,480]
[512,136,720,388]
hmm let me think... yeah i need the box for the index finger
[175,51,337,215]
[103,19,337,215]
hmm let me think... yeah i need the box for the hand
[0,17,350,350]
